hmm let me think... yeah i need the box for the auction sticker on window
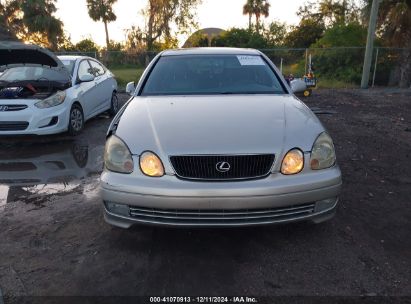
[237,55,265,66]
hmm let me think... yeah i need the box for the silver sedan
[100,48,342,228]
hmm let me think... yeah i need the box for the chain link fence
[57,47,410,89]
[262,47,410,88]
[56,50,158,67]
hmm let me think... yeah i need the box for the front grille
[0,105,28,111]
[0,121,29,131]
[170,154,275,181]
[128,203,315,226]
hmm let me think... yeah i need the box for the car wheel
[68,104,84,136]
[109,92,119,117]
[303,89,312,97]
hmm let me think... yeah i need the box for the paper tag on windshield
[237,55,265,66]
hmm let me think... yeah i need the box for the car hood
[115,95,325,159]
[0,41,67,73]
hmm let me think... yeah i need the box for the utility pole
[361,0,381,89]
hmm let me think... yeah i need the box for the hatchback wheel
[109,92,119,116]
[303,89,312,97]
[68,104,84,136]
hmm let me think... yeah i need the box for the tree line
[189,0,410,87]
[0,0,201,51]
[0,0,410,86]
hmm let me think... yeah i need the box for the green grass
[281,63,305,77]
[110,67,144,90]
[280,63,359,89]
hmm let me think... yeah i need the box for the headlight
[104,135,134,173]
[35,91,66,108]
[281,148,304,175]
[310,132,336,170]
[139,151,164,177]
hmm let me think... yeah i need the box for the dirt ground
[0,89,410,303]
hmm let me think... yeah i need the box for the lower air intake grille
[170,154,275,181]
[0,121,29,131]
[128,203,315,225]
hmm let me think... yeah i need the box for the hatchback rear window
[141,55,286,96]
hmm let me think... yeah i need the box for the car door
[88,60,112,112]
[76,59,100,119]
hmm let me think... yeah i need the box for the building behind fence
[57,47,410,88]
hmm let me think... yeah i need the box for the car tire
[303,89,312,97]
[109,92,119,117]
[68,104,84,136]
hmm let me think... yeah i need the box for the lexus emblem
[0,105,8,112]
[216,161,231,173]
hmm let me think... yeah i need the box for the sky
[55,0,306,47]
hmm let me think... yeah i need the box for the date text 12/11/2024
[149,297,258,303]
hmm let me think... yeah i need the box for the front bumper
[100,165,342,228]
[0,102,69,135]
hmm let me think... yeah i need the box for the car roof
[161,47,261,56]
[57,55,95,61]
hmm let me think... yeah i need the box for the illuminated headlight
[35,91,66,109]
[281,148,304,175]
[310,132,336,170]
[139,151,164,177]
[104,135,134,173]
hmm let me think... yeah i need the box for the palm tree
[21,0,64,50]
[1,0,65,49]
[254,0,270,33]
[0,1,20,40]
[86,0,117,49]
[243,0,254,30]
[242,0,270,33]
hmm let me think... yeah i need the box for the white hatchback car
[0,42,118,136]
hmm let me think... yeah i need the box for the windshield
[61,60,76,76]
[141,54,286,96]
[0,66,70,83]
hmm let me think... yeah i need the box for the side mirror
[79,74,95,83]
[126,81,136,95]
